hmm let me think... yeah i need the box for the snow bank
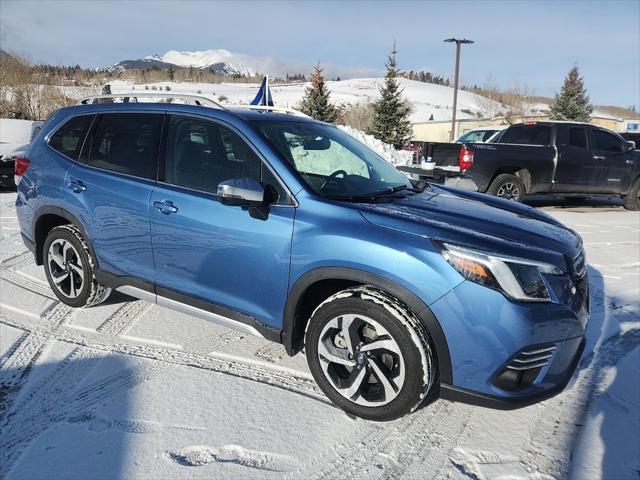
[0,119,42,157]
[337,125,413,166]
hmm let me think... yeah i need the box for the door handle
[593,155,605,160]
[153,200,178,214]
[68,180,87,193]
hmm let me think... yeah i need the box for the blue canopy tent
[250,75,274,106]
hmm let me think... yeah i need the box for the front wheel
[305,287,435,421]
[623,177,640,211]
[487,173,525,202]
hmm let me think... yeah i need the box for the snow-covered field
[91,78,498,123]
[0,191,638,480]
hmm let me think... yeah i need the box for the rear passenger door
[590,128,633,193]
[149,115,295,330]
[553,125,596,192]
[65,112,163,284]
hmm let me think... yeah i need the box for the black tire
[623,177,640,211]
[43,225,111,308]
[305,286,435,421]
[487,173,525,202]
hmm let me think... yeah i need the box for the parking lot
[1,190,638,480]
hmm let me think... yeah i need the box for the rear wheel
[487,173,525,202]
[623,177,640,211]
[305,286,435,421]
[43,225,111,308]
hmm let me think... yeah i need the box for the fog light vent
[493,344,557,391]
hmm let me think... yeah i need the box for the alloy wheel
[496,182,520,200]
[47,239,84,299]
[317,314,405,406]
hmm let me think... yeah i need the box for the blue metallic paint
[16,102,590,406]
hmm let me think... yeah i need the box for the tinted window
[165,116,265,196]
[500,125,552,145]
[88,113,162,180]
[48,115,93,160]
[568,127,588,149]
[593,129,623,153]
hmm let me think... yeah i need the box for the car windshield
[254,121,414,200]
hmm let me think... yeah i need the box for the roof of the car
[60,102,320,124]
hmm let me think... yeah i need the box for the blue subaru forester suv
[15,94,588,421]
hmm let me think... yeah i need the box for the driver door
[149,115,295,329]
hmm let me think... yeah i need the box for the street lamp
[444,38,474,141]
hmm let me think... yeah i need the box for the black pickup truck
[404,121,640,210]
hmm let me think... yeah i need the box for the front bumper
[430,276,588,408]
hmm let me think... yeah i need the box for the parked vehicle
[455,126,507,143]
[0,119,43,189]
[402,121,640,210]
[16,94,589,420]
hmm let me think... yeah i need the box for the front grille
[493,344,557,391]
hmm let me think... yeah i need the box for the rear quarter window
[500,125,552,146]
[48,115,94,160]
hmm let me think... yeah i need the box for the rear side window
[500,125,552,146]
[593,129,623,153]
[48,115,93,160]
[568,127,588,149]
[88,113,163,180]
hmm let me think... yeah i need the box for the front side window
[593,129,623,153]
[500,125,552,146]
[48,115,94,160]
[255,121,412,200]
[568,127,588,149]
[88,113,162,180]
[165,116,270,196]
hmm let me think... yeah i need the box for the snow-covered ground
[0,191,638,480]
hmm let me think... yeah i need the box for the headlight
[439,243,563,302]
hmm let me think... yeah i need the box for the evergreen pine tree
[299,63,337,123]
[369,44,412,148]
[168,65,176,81]
[549,65,593,122]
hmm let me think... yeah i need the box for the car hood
[356,185,580,265]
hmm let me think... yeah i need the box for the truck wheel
[623,177,640,211]
[487,174,525,202]
[305,286,435,421]
[43,225,112,308]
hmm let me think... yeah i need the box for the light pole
[444,38,474,141]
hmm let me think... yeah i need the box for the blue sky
[1,0,638,107]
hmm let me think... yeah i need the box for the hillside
[104,78,500,123]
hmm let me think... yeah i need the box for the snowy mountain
[106,49,380,79]
[107,49,254,76]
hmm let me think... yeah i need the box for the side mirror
[218,178,265,206]
[624,140,636,152]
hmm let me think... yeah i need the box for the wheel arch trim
[283,266,453,384]
[32,206,97,267]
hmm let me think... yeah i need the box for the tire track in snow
[97,300,150,336]
[0,303,72,415]
[0,265,57,299]
[0,345,165,477]
[0,315,328,405]
[0,250,33,270]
